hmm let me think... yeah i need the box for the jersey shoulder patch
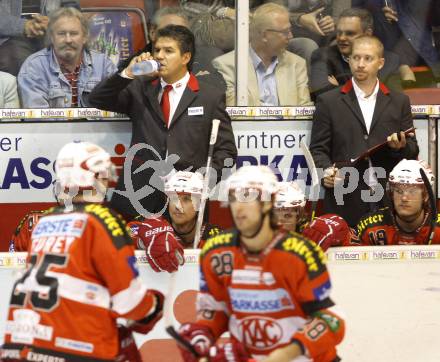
[82,203,132,249]
[275,231,327,279]
[356,207,390,237]
[13,210,46,236]
[201,229,237,257]
[203,224,222,240]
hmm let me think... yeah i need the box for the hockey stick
[164,119,221,355]
[165,325,201,358]
[420,167,437,245]
[193,119,221,249]
[300,140,320,221]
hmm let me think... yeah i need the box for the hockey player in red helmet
[273,181,358,251]
[273,181,307,232]
[128,171,220,273]
[356,159,440,245]
[1,141,160,362]
[175,165,345,362]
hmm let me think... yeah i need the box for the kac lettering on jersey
[84,204,124,237]
[229,288,294,313]
[238,316,283,350]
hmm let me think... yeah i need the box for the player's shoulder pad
[356,207,391,236]
[81,203,133,249]
[13,210,47,236]
[201,228,238,257]
[275,231,327,279]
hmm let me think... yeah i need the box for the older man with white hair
[212,2,311,106]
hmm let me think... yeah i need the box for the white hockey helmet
[388,159,434,187]
[226,165,278,201]
[164,171,204,196]
[274,181,306,209]
[55,141,117,190]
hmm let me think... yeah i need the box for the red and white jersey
[9,210,46,252]
[2,204,157,361]
[197,229,344,361]
[356,207,440,245]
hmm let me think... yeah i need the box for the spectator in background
[0,0,48,76]
[265,0,349,69]
[353,0,440,82]
[0,0,80,76]
[89,25,237,220]
[212,3,311,106]
[17,7,116,108]
[180,0,264,20]
[119,7,225,89]
[118,6,190,71]
[310,35,418,227]
[310,7,414,98]
[0,71,20,108]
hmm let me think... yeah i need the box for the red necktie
[161,84,173,127]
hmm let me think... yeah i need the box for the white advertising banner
[0,122,131,203]
[0,119,429,203]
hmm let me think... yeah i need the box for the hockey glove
[128,289,164,334]
[116,324,142,362]
[177,323,215,362]
[137,217,185,272]
[302,214,351,251]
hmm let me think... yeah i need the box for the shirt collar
[352,77,379,100]
[249,46,278,72]
[160,71,190,91]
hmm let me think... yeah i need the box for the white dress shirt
[352,78,379,133]
[159,72,190,127]
[249,47,279,106]
[352,77,380,189]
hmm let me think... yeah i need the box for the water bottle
[131,60,160,76]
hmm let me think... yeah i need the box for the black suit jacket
[309,79,419,226]
[89,73,237,219]
[310,45,402,98]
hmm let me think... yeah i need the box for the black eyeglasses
[265,28,292,36]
